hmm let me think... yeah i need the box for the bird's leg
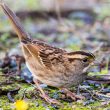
[33,79,61,105]
[61,88,84,100]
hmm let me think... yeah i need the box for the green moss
[1,69,110,110]
[0,96,12,110]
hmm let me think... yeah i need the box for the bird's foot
[61,88,85,100]
[66,91,84,100]
[40,94,61,105]
[33,79,61,105]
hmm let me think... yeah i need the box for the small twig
[0,81,13,86]
[80,86,100,101]
[87,75,110,82]
[92,100,110,109]
[92,43,104,54]
[21,89,27,100]
[95,92,110,99]
[7,88,20,102]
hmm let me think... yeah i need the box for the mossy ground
[0,73,110,110]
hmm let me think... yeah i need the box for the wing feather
[23,42,66,68]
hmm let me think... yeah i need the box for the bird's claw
[66,92,85,100]
[40,94,61,105]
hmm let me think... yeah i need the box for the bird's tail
[0,1,30,41]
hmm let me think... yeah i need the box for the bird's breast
[26,59,87,88]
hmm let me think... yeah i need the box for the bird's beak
[91,60,100,66]
[83,60,100,73]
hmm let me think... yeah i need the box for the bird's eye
[82,58,88,63]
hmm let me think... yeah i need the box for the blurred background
[0,0,110,109]
[0,0,110,55]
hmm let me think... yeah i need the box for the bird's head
[67,51,95,71]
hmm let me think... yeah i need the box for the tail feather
[0,2,30,41]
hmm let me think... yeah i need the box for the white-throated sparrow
[0,2,95,104]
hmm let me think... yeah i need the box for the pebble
[21,67,33,83]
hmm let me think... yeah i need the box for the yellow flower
[14,100,29,110]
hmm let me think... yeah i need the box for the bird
[0,2,95,104]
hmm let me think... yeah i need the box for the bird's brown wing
[23,40,67,69]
